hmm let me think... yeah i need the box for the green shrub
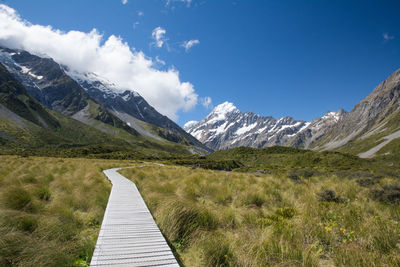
[157,199,217,243]
[22,176,37,183]
[370,217,400,253]
[287,169,317,182]
[275,207,296,219]
[253,238,304,266]
[371,184,400,204]
[356,177,378,187]
[317,189,346,203]
[200,233,234,267]
[243,193,266,207]
[36,186,51,201]
[257,207,296,230]
[0,211,38,233]
[17,215,38,232]
[3,187,34,211]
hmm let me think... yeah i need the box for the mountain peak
[321,110,345,122]
[202,101,240,125]
[212,101,239,114]
[183,120,198,131]
[206,101,239,121]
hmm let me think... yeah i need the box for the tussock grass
[0,155,136,266]
[121,164,400,267]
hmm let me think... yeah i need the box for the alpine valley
[184,68,400,159]
[1,45,400,160]
[0,47,211,157]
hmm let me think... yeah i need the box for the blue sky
[2,0,400,126]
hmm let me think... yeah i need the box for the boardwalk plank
[90,168,179,267]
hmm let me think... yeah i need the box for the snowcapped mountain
[286,109,346,148]
[0,47,210,153]
[0,47,90,116]
[66,69,209,151]
[184,102,345,151]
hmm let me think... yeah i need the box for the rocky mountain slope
[67,69,208,151]
[0,62,125,149]
[0,62,206,157]
[287,109,346,149]
[0,47,209,153]
[0,48,138,135]
[312,68,400,158]
[184,102,345,151]
[185,68,400,158]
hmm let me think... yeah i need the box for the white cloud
[155,56,166,66]
[152,26,167,48]
[166,0,192,7]
[122,0,128,4]
[182,39,199,52]
[201,96,212,109]
[0,4,198,121]
[137,10,144,16]
[383,32,394,42]
[133,21,139,29]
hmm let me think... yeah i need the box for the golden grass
[1,155,399,266]
[121,165,400,267]
[0,155,137,266]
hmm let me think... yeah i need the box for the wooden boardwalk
[90,168,179,267]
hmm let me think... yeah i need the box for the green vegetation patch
[121,164,400,266]
[0,155,138,266]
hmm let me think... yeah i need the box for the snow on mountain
[65,69,143,101]
[322,111,341,122]
[0,47,211,152]
[286,109,346,149]
[184,102,346,151]
[205,101,239,123]
[0,48,45,91]
[66,66,211,152]
[183,120,198,131]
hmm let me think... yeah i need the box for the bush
[275,207,296,219]
[371,185,400,204]
[174,159,242,171]
[356,177,378,187]
[257,207,296,230]
[243,193,266,207]
[22,176,37,183]
[36,186,51,201]
[287,169,319,183]
[3,187,35,211]
[17,215,38,232]
[0,212,38,233]
[157,199,217,244]
[200,233,234,267]
[317,189,345,203]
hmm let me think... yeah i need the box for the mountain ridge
[0,47,210,153]
[66,68,210,151]
[184,68,400,158]
[0,61,208,157]
[184,101,344,151]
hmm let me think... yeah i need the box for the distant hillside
[170,144,400,175]
[0,63,202,158]
[312,69,400,159]
[207,146,375,173]
[0,47,210,153]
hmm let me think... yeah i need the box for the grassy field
[169,146,400,174]
[121,164,400,267]
[1,152,400,266]
[0,155,138,267]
